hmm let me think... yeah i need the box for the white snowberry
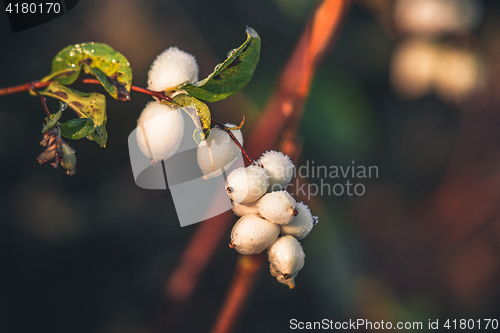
[256,190,297,225]
[267,235,305,287]
[226,165,270,204]
[197,124,243,177]
[229,214,280,255]
[136,100,184,162]
[258,150,294,191]
[147,46,199,92]
[280,202,314,240]
[231,200,260,217]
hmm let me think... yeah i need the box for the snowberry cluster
[226,151,317,289]
[138,45,317,288]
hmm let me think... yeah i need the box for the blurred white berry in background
[393,0,483,36]
[147,46,199,92]
[390,39,485,102]
[390,39,438,99]
[197,124,243,177]
[136,100,184,162]
[433,47,484,103]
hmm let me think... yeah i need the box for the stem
[29,83,51,116]
[0,78,172,102]
[211,117,257,165]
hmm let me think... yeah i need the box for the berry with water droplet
[229,214,280,255]
[226,165,270,204]
[197,124,243,177]
[258,150,294,191]
[280,202,315,240]
[136,101,184,162]
[256,190,297,225]
[267,235,305,288]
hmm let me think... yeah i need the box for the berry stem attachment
[211,117,257,165]
[29,83,51,116]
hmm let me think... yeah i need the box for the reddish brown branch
[246,0,349,158]
[29,83,51,116]
[0,78,172,102]
[210,254,265,333]
[162,1,350,332]
[210,1,350,332]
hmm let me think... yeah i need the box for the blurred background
[1,0,500,332]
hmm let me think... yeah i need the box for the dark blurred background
[1,0,500,332]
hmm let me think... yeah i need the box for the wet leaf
[87,124,107,147]
[60,118,95,140]
[39,82,107,147]
[170,93,211,142]
[177,27,260,102]
[43,42,132,101]
[41,108,62,133]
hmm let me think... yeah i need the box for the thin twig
[0,78,172,102]
[209,254,265,333]
[29,83,51,116]
[211,117,257,165]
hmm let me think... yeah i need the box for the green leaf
[41,108,62,133]
[170,93,211,142]
[87,124,107,147]
[43,42,132,101]
[60,118,95,140]
[177,27,260,103]
[39,82,108,147]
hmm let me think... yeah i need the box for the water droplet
[60,102,68,112]
[227,49,237,58]
[312,216,319,226]
[214,63,222,72]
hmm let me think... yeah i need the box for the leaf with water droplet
[60,118,95,140]
[42,42,132,101]
[177,27,260,103]
[170,93,211,142]
[39,82,108,147]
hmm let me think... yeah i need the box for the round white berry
[232,200,260,217]
[197,124,243,177]
[258,150,294,191]
[267,235,305,280]
[256,190,297,225]
[229,214,280,255]
[226,165,270,205]
[280,202,314,240]
[147,46,199,92]
[136,101,184,162]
